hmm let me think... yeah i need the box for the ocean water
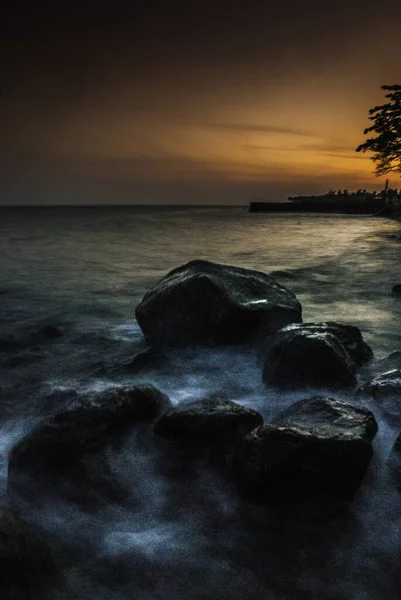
[1,206,401,599]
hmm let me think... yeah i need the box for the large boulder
[0,507,57,592]
[135,260,302,348]
[232,396,377,507]
[262,322,372,391]
[9,385,171,506]
[154,396,263,464]
[357,370,401,422]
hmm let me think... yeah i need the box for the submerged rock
[357,370,401,421]
[135,260,302,348]
[232,396,377,507]
[0,507,57,592]
[391,284,401,295]
[9,385,171,506]
[262,322,372,391]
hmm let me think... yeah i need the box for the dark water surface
[1,206,401,599]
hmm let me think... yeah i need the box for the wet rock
[273,396,378,441]
[155,396,263,443]
[135,260,302,348]
[277,322,373,368]
[262,322,372,391]
[8,385,171,506]
[357,370,401,422]
[154,396,263,466]
[262,332,355,391]
[0,507,57,592]
[232,396,377,507]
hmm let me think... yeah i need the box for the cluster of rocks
[133,259,401,494]
[3,259,401,593]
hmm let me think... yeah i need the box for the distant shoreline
[248,201,389,215]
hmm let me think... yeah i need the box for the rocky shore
[2,259,401,598]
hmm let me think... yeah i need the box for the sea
[1,206,401,599]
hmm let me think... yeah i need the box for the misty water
[1,206,401,599]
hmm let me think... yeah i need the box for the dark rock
[135,260,302,348]
[232,396,377,507]
[262,322,372,391]
[9,385,171,506]
[154,396,263,443]
[277,322,373,368]
[357,370,401,422]
[263,333,354,391]
[17,384,171,459]
[0,507,57,591]
[274,396,378,441]
[392,284,401,294]
[154,396,263,466]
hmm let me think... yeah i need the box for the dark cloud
[211,124,317,137]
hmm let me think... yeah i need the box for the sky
[1,0,401,205]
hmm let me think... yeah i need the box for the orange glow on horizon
[5,67,397,198]
[31,81,385,192]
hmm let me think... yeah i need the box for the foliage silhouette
[356,85,401,177]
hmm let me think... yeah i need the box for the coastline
[248,201,389,215]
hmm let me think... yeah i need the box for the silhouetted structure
[249,186,401,215]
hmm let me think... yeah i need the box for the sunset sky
[2,0,401,204]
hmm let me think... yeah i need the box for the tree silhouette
[356,85,401,177]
